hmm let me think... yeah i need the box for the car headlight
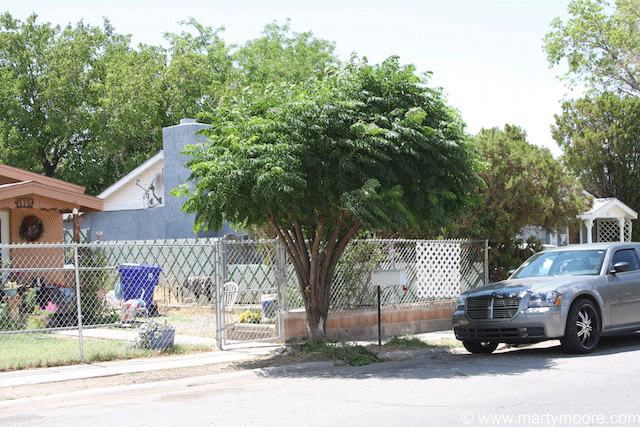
[455,295,467,310]
[528,290,562,308]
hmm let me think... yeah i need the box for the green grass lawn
[0,333,211,371]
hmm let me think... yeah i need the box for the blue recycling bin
[118,264,162,309]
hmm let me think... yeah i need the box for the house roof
[97,151,164,200]
[579,197,638,221]
[0,164,103,212]
[0,163,85,193]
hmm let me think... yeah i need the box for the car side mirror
[610,262,631,275]
[507,269,516,277]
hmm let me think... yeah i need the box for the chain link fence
[284,239,487,310]
[0,238,486,369]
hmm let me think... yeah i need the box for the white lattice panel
[416,241,461,299]
[626,220,631,241]
[597,219,632,242]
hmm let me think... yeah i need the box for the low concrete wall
[282,300,455,341]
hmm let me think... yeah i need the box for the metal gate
[217,239,286,348]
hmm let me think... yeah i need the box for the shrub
[385,335,428,349]
[238,310,262,324]
[133,319,175,350]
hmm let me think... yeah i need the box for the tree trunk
[306,307,328,342]
[270,214,360,343]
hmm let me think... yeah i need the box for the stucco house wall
[80,119,237,242]
[0,164,102,246]
[9,204,63,244]
[0,164,103,286]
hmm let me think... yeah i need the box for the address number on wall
[15,198,34,209]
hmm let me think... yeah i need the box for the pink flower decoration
[45,302,58,314]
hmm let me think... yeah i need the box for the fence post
[276,240,287,311]
[73,244,85,361]
[275,240,287,340]
[215,239,224,350]
[484,239,489,285]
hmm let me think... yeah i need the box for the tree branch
[293,218,310,279]
[327,219,362,280]
[269,214,307,288]
[308,216,326,292]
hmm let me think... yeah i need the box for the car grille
[455,327,545,341]
[467,328,520,340]
[467,296,520,320]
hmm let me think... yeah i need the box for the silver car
[452,242,640,354]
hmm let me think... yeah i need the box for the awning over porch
[0,180,103,212]
[0,164,103,213]
[578,198,637,243]
[0,163,104,244]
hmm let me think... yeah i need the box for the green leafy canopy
[544,0,640,95]
[452,125,588,281]
[0,14,332,195]
[553,92,640,238]
[177,57,481,240]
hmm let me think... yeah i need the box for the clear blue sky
[4,0,574,156]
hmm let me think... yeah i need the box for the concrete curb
[377,346,457,361]
[253,360,344,376]
[252,345,457,377]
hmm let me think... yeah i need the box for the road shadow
[597,332,640,353]
[260,333,640,381]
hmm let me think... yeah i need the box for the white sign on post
[371,269,408,346]
[371,269,407,287]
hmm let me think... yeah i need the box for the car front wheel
[560,298,601,354]
[463,341,499,354]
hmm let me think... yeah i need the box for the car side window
[611,249,640,272]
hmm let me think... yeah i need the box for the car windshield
[512,249,606,278]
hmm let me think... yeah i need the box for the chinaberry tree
[176,57,481,341]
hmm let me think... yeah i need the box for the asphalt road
[3,336,640,427]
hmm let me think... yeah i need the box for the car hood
[462,276,585,298]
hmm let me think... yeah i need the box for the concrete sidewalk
[0,329,456,388]
[54,326,218,346]
[0,344,278,388]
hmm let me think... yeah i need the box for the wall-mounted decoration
[19,215,44,242]
[135,170,164,209]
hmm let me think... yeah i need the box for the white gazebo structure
[579,198,638,243]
